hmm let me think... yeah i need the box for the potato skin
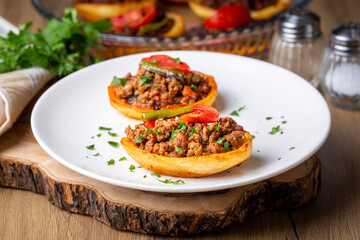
[108,71,218,119]
[121,131,252,178]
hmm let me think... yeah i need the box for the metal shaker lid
[278,8,321,42]
[330,22,360,55]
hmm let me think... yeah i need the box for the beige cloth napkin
[0,67,52,135]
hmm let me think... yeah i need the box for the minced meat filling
[114,68,211,110]
[125,117,247,157]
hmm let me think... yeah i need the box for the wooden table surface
[0,0,359,239]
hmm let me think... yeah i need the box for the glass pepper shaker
[318,22,360,110]
[269,8,325,87]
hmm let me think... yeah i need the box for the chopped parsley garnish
[135,136,144,143]
[169,129,177,141]
[238,106,246,111]
[215,137,226,144]
[157,179,185,185]
[137,166,142,168]
[266,117,273,120]
[139,73,154,86]
[99,126,112,131]
[129,165,136,172]
[155,85,160,90]
[86,144,95,150]
[289,147,295,150]
[142,125,152,135]
[108,141,119,147]
[177,120,187,131]
[91,136,94,139]
[111,76,127,86]
[189,127,196,137]
[190,84,198,93]
[211,122,220,134]
[230,111,239,116]
[154,129,163,134]
[97,133,101,137]
[119,156,127,161]
[107,159,115,165]
[172,57,181,63]
[281,131,284,134]
[151,172,161,178]
[278,157,281,160]
[269,125,281,135]
[251,135,255,139]
[93,153,100,156]
[223,141,230,151]
[143,175,147,178]
[175,146,183,154]
[108,132,118,137]
[282,121,287,124]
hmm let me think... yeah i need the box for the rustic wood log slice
[0,123,320,236]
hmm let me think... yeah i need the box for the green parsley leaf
[230,111,239,116]
[99,126,112,131]
[215,137,226,144]
[251,135,255,139]
[129,165,136,172]
[211,122,220,134]
[177,120,187,131]
[175,146,183,154]
[269,125,281,135]
[108,141,119,147]
[97,133,101,137]
[172,57,181,63]
[155,85,160,90]
[238,106,246,111]
[151,172,161,178]
[189,127,196,137]
[143,175,147,178]
[157,178,185,185]
[289,147,295,150]
[93,153,100,156]
[142,125,152,135]
[86,144,95,150]
[190,84,198,93]
[119,156,127,161]
[137,166,142,168]
[154,129,163,134]
[91,136,94,139]
[139,74,154,86]
[282,121,287,124]
[223,141,230,151]
[107,159,115,165]
[135,136,144,143]
[278,157,281,160]
[266,117,273,120]
[169,129,177,141]
[111,76,128,86]
[108,132,118,137]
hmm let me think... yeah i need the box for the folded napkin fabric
[0,67,52,136]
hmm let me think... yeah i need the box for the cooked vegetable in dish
[121,104,252,177]
[108,54,217,119]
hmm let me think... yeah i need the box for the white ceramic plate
[31,51,330,193]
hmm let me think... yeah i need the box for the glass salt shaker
[319,22,360,110]
[269,8,325,87]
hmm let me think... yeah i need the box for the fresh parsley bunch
[0,8,112,76]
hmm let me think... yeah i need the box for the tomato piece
[204,5,250,30]
[179,105,219,124]
[141,55,190,74]
[110,3,157,30]
[143,120,156,129]
[182,86,198,98]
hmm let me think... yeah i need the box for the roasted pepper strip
[139,61,185,80]
[139,17,169,34]
[141,105,193,121]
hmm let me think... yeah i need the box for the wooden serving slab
[0,122,320,236]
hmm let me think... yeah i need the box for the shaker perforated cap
[278,8,321,42]
[330,22,360,55]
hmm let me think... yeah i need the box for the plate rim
[31,50,331,193]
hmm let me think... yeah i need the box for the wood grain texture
[0,0,359,239]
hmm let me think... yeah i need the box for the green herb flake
[289,147,295,150]
[108,131,118,137]
[97,133,101,137]
[142,125,152,135]
[211,122,220,134]
[189,127,196,137]
[266,117,273,120]
[251,135,255,139]
[269,125,281,135]
[169,129,177,141]
[137,166,142,168]
[177,120,187,131]
[282,121,287,124]
[172,57,181,63]
[143,175,147,178]
[99,126,112,131]
[154,129,162,134]
[157,178,185,185]
[111,76,127,86]
[129,165,136,172]
[175,146,183,154]
[91,136,94,139]
[107,159,115,165]
[134,136,144,143]
[230,111,239,116]
[108,141,119,147]
[278,157,281,160]
[215,137,226,144]
[223,141,230,151]
[155,85,160,90]
[238,106,246,111]
[151,172,161,178]
[86,144,95,150]
[119,156,127,161]
[93,153,100,156]
[139,73,154,86]
[281,131,284,134]
[190,84,198,93]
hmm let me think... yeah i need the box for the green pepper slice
[139,17,169,34]
[139,61,185,80]
[141,105,193,121]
